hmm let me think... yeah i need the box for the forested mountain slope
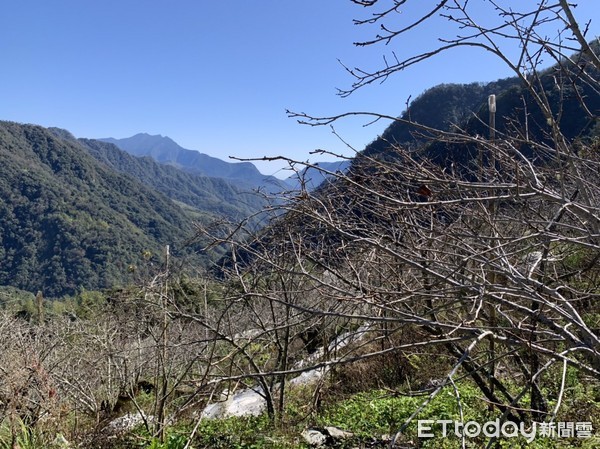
[0,122,198,296]
[362,77,520,157]
[234,45,600,273]
[361,52,599,167]
[78,137,268,222]
[101,133,290,192]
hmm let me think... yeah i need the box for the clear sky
[2,1,599,177]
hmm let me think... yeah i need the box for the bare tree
[200,1,600,446]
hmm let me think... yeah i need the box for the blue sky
[2,1,599,177]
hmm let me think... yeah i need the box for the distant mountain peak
[133,132,168,139]
[99,133,289,192]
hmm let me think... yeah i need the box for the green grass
[315,382,600,448]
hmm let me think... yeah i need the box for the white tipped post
[488,94,496,142]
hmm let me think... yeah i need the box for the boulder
[201,387,266,419]
[301,429,328,447]
[104,412,152,435]
[324,426,354,440]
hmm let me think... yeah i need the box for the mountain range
[2,45,597,298]
[229,46,600,274]
[0,121,355,297]
[286,160,351,190]
[100,133,289,193]
[0,123,286,297]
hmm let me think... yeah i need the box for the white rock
[105,412,152,434]
[289,367,326,386]
[224,387,266,417]
[200,401,226,419]
[201,387,266,419]
[324,426,354,440]
[202,325,372,419]
[301,429,327,447]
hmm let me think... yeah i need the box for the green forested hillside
[101,133,290,192]
[0,121,198,296]
[361,53,599,168]
[79,137,267,222]
[362,77,520,157]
